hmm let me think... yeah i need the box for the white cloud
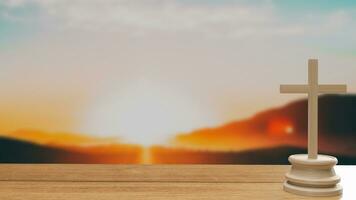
[3,0,355,39]
[41,0,275,33]
[2,0,27,7]
[321,10,353,34]
[3,0,307,38]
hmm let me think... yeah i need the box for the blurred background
[0,0,355,164]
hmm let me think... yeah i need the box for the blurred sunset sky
[0,0,355,146]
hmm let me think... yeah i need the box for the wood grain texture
[0,181,339,200]
[0,164,288,182]
[0,165,353,200]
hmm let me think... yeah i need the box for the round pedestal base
[284,181,342,197]
[283,154,342,197]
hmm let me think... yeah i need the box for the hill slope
[175,95,356,156]
[0,137,141,163]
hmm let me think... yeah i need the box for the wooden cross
[280,59,347,159]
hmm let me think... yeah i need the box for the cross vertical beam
[308,59,318,159]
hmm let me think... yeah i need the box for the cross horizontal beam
[280,85,308,93]
[280,84,347,94]
[319,84,347,93]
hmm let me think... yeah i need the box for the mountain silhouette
[175,95,356,157]
[249,94,356,136]
[0,137,141,163]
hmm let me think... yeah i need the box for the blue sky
[0,0,355,144]
[1,0,356,54]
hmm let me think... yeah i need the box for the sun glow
[267,117,294,136]
[81,80,218,146]
[285,125,294,134]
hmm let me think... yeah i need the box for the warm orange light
[267,117,294,136]
[285,125,294,134]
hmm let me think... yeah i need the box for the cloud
[2,0,355,40]
[1,0,307,38]
[2,0,27,7]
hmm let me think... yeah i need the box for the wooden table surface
[0,165,354,200]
